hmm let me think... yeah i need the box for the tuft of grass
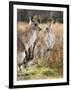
[42,69,57,77]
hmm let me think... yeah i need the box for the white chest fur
[44,30,55,49]
[28,31,37,48]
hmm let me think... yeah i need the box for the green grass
[17,61,63,80]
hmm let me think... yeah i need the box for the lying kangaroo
[17,16,41,70]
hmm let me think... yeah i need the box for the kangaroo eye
[35,23,38,26]
[39,28,42,31]
[46,27,49,30]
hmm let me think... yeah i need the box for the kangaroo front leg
[28,47,32,59]
[28,41,36,60]
[23,56,27,68]
[31,40,38,59]
[24,44,30,60]
[23,44,29,68]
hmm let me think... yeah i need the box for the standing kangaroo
[34,23,55,59]
[17,16,41,70]
[44,24,55,49]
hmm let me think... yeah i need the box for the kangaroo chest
[28,31,37,48]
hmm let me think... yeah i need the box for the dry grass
[17,22,63,80]
[17,22,28,32]
[52,23,63,49]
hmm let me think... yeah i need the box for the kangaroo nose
[38,27,42,31]
[46,27,49,30]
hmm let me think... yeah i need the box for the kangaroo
[44,23,55,50]
[34,23,55,60]
[17,15,41,70]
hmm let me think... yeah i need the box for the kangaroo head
[46,27,50,32]
[45,22,52,32]
[29,15,41,31]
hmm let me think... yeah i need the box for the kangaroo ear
[29,16,33,25]
[49,23,51,28]
[48,22,51,28]
[48,20,54,28]
[31,16,33,20]
[33,15,40,23]
[37,18,40,24]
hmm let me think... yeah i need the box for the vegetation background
[17,9,63,80]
